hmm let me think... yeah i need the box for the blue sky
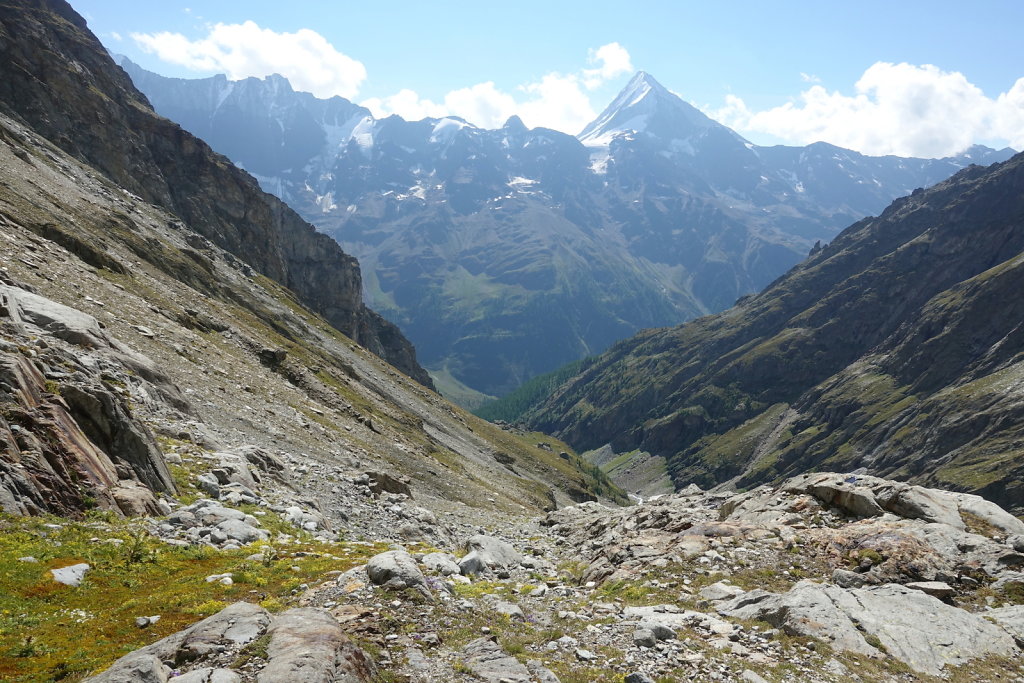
[70,0,1024,157]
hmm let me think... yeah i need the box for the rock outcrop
[719,581,1016,676]
[1,280,176,516]
[0,0,431,388]
[542,472,1024,676]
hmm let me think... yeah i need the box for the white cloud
[109,31,122,42]
[131,21,366,99]
[799,72,820,83]
[711,62,1024,158]
[518,73,598,133]
[444,82,519,128]
[583,42,633,90]
[362,89,449,122]
[363,42,631,133]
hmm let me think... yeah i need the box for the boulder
[209,452,259,491]
[366,550,427,591]
[699,581,746,601]
[422,552,461,576]
[525,660,561,683]
[871,481,964,529]
[625,674,656,683]
[905,581,954,599]
[365,471,412,498]
[51,563,90,587]
[460,637,532,682]
[216,519,269,545]
[111,483,161,517]
[238,446,290,483]
[784,473,886,518]
[718,581,1016,676]
[952,493,1024,536]
[633,628,657,648]
[83,655,167,683]
[461,535,522,574]
[485,597,525,621]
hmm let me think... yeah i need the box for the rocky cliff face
[526,153,1024,514]
[0,278,178,516]
[0,0,431,388]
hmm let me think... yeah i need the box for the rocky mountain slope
[72,472,1024,683]
[0,0,432,387]
[2,4,1022,682]
[0,0,629,518]
[525,151,1024,514]
[115,61,1014,400]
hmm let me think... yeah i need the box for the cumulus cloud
[132,21,366,99]
[362,89,449,122]
[711,62,1024,158]
[363,42,632,133]
[583,42,633,90]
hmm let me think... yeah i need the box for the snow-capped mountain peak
[578,70,733,148]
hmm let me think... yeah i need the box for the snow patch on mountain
[351,117,375,154]
[430,118,472,145]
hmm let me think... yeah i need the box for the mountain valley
[0,2,1022,682]
[116,61,1014,401]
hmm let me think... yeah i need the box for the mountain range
[522,150,1024,515]
[0,0,617,518]
[3,4,1024,682]
[115,59,1015,402]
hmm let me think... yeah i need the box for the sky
[70,0,1024,158]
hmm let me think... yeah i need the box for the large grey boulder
[366,550,427,591]
[257,608,376,683]
[216,518,269,545]
[718,581,1016,676]
[460,637,532,682]
[209,451,260,491]
[873,482,964,529]
[422,552,461,576]
[460,535,522,575]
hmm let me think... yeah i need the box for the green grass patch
[0,513,386,682]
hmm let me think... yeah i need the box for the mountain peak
[578,70,734,146]
[626,70,670,96]
[502,114,527,132]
